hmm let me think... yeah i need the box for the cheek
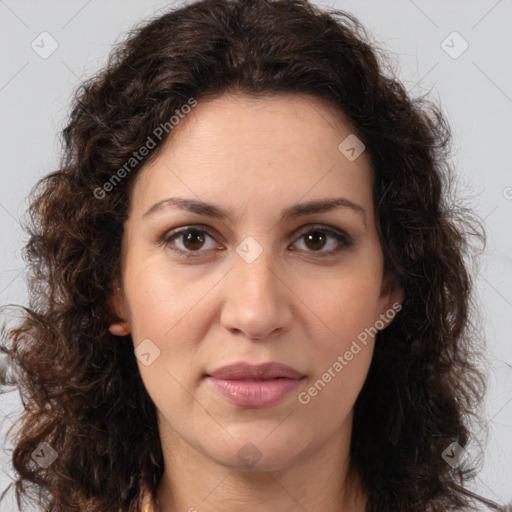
[293,260,382,398]
[123,263,213,406]
[124,253,206,340]
[296,266,383,347]
[298,319,375,423]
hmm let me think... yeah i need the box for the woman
[0,0,491,510]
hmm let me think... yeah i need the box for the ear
[376,272,404,331]
[108,285,131,337]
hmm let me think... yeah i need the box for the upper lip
[206,362,304,380]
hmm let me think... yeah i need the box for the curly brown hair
[1,0,488,510]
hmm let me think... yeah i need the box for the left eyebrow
[143,196,367,227]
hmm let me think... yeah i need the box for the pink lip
[207,362,304,380]
[207,377,303,407]
[205,362,305,408]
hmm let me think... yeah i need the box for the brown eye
[293,227,352,257]
[303,230,328,251]
[181,230,207,251]
[162,227,218,258]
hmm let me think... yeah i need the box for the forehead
[169,92,365,155]
[128,92,374,220]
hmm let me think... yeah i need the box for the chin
[205,436,304,473]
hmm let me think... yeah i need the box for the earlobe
[109,322,131,336]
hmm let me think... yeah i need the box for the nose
[220,244,294,340]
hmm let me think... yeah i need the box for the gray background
[1,0,511,510]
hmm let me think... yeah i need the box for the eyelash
[159,224,353,260]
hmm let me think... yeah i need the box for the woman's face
[110,92,402,473]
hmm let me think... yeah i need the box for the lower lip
[206,376,304,407]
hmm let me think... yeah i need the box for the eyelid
[159,223,353,259]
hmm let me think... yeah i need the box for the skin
[109,92,403,512]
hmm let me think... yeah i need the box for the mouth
[204,362,305,407]
[205,376,305,408]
